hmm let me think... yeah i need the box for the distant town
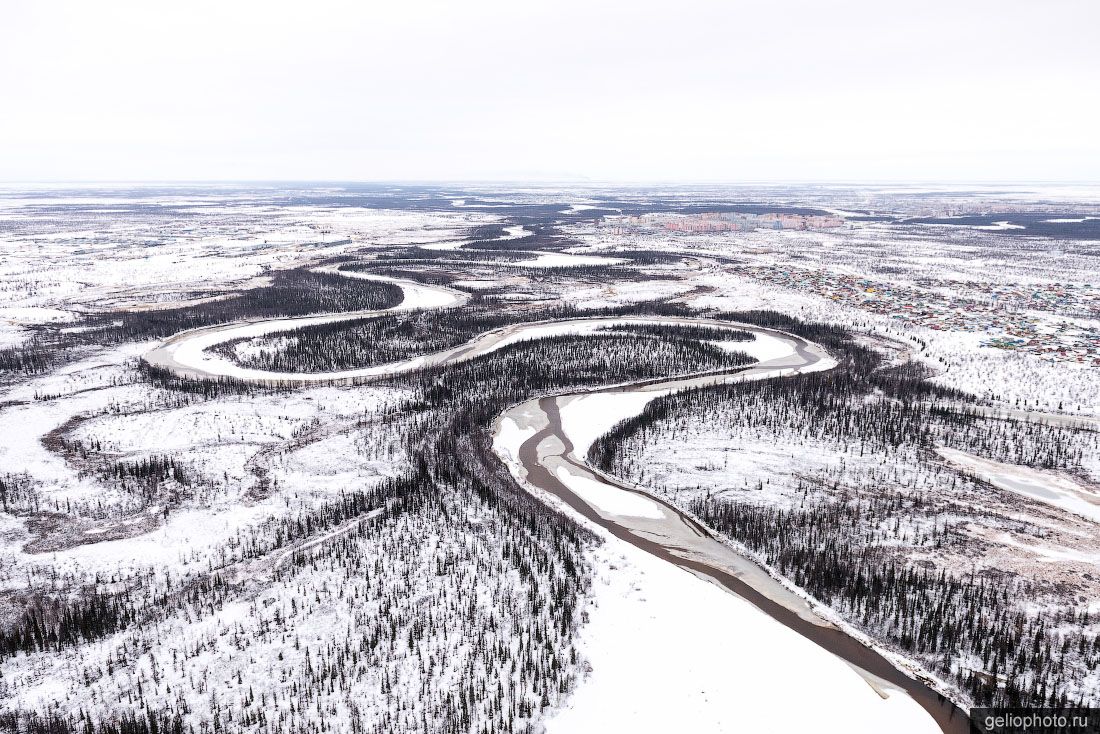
[604,211,846,234]
[732,263,1100,364]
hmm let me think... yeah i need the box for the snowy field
[2,183,1098,733]
[550,539,937,734]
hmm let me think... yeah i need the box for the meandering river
[143,269,969,732]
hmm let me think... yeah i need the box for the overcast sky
[2,0,1098,182]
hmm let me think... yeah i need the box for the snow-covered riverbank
[492,328,955,733]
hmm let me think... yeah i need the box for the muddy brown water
[516,391,970,734]
[145,284,972,730]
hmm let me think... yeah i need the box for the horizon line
[4,179,1100,187]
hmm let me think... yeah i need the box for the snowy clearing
[937,447,1100,523]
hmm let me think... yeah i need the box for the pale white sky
[2,0,1098,182]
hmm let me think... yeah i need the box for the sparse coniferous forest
[0,286,758,733]
[0,269,403,377]
[3,186,1099,734]
[591,312,1100,709]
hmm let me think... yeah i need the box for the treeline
[409,248,534,263]
[468,224,507,240]
[0,336,53,375]
[339,324,760,730]
[0,269,403,377]
[600,249,685,266]
[217,295,517,373]
[49,432,195,513]
[461,224,565,252]
[592,360,1088,474]
[0,479,398,663]
[589,312,1100,709]
[690,494,1099,708]
[137,363,282,398]
[1,323,763,734]
[218,292,710,375]
[0,473,37,514]
[599,323,752,343]
[0,589,137,659]
[592,318,1090,477]
[0,710,185,734]
[138,301,743,397]
[354,265,465,285]
[406,333,752,404]
[717,309,972,402]
[100,455,191,496]
[92,269,403,343]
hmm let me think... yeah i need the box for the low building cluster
[734,264,1100,364]
[604,212,845,235]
